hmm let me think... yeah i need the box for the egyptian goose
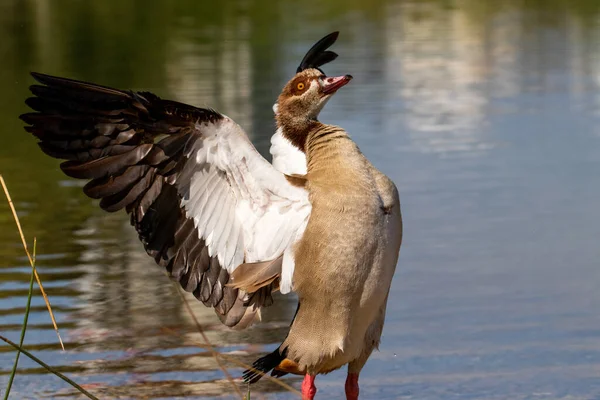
[20,32,402,399]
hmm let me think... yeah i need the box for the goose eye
[296,82,305,91]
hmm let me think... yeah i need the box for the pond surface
[1,0,600,399]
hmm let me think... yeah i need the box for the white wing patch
[179,118,310,293]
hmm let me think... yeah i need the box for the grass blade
[0,175,64,350]
[3,239,37,400]
[0,335,99,400]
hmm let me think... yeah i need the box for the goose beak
[321,74,353,95]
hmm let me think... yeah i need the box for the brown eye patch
[291,78,310,95]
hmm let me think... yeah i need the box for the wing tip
[29,71,61,87]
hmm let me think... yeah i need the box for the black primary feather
[243,347,288,384]
[19,72,257,328]
[297,31,340,73]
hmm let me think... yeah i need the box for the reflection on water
[1,0,600,399]
[386,1,490,154]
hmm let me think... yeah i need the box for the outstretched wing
[21,72,310,328]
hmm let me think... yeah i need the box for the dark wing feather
[21,72,253,327]
[296,31,340,73]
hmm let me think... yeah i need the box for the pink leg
[345,372,359,400]
[301,374,317,400]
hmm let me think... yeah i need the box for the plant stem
[0,175,63,350]
[0,335,99,400]
[3,239,37,400]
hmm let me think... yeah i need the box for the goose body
[283,123,401,374]
[20,32,402,399]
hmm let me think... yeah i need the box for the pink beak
[321,74,353,95]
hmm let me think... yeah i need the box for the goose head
[274,32,352,151]
[275,68,352,123]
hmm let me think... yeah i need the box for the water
[1,0,600,398]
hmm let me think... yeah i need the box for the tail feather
[243,347,287,384]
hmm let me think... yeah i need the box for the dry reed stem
[0,175,64,350]
[161,326,303,397]
[173,282,245,399]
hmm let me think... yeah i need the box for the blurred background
[1,0,600,398]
